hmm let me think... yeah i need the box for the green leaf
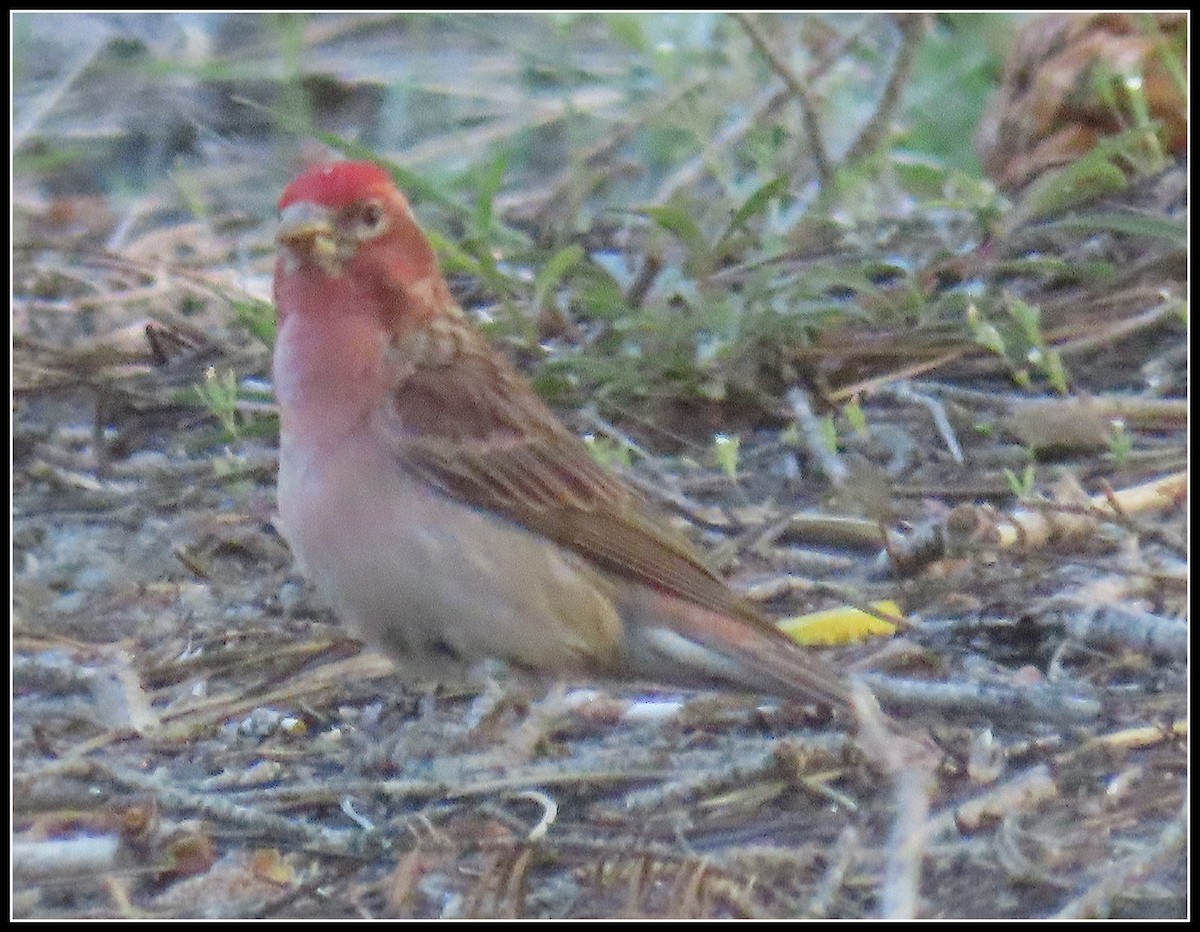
[819,416,839,455]
[232,299,277,348]
[973,320,1007,357]
[474,151,509,233]
[424,227,485,276]
[1013,158,1128,226]
[194,368,242,439]
[605,12,648,51]
[720,176,788,243]
[990,257,1116,281]
[712,433,740,480]
[1043,211,1187,247]
[844,399,869,436]
[1139,12,1187,95]
[1007,297,1043,347]
[533,244,585,310]
[641,205,707,255]
[1043,349,1070,396]
[1004,463,1036,498]
[576,267,631,321]
[1107,420,1133,463]
[1002,126,1172,231]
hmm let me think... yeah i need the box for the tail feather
[615,588,855,714]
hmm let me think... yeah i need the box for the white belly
[276,430,624,674]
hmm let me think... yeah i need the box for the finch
[272,161,852,713]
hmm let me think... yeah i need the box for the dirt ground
[12,13,1188,920]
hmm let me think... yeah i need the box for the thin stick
[730,12,832,191]
[844,14,927,164]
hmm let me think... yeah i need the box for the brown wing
[382,313,771,627]
[381,313,853,711]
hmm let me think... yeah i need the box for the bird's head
[275,161,448,325]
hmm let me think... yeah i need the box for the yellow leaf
[778,600,902,646]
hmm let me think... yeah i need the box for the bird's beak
[277,201,335,247]
[278,201,344,274]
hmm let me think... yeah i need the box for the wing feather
[383,316,769,626]
[380,313,852,711]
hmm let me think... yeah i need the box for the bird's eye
[358,201,387,236]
